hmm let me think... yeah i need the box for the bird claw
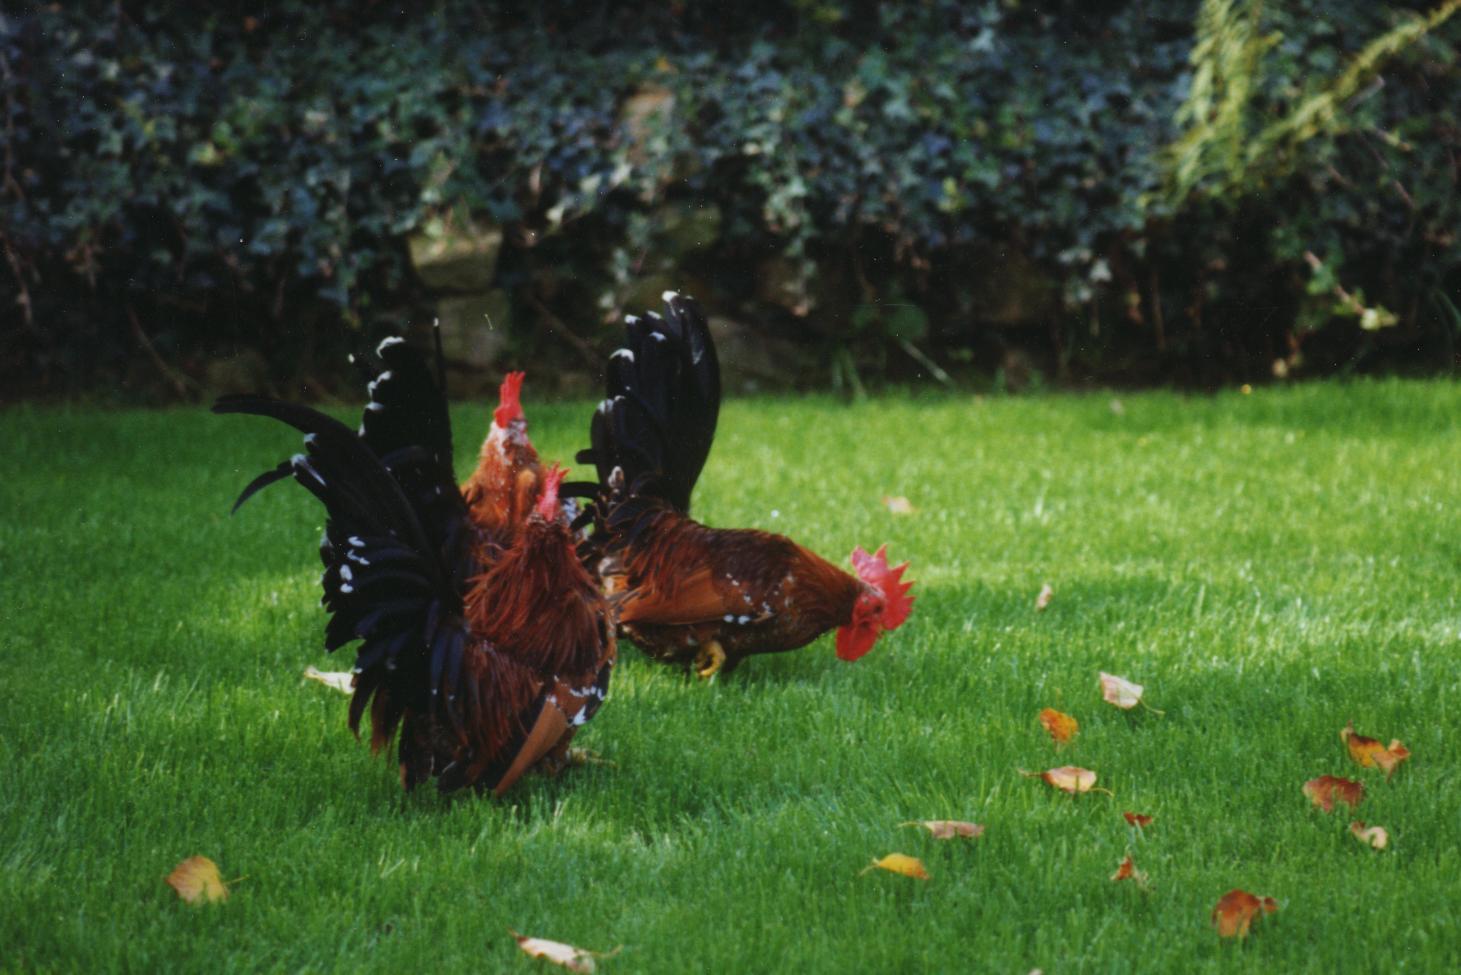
[537,746,613,778]
[564,747,614,768]
[694,641,726,680]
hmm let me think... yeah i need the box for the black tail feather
[576,292,720,515]
[213,343,482,752]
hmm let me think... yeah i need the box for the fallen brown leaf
[1211,889,1278,939]
[861,853,930,880]
[1341,722,1410,778]
[1123,811,1154,828]
[882,495,916,515]
[1020,766,1109,795]
[1035,584,1055,611]
[303,666,354,694]
[510,931,618,974]
[902,820,984,840]
[1038,708,1078,745]
[1099,672,1163,714]
[165,856,229,904]
[1349,821,1390,850]
[1303,775,1365,812]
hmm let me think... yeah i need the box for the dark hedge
[2,1,1458,398]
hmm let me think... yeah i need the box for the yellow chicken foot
[694,640,727,680]
[564,747,614,768]
[537,745,613,778]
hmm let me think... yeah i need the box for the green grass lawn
[2,379,1458,973]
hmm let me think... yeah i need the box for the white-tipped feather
[366,370,393,396]
[375,336,405,355]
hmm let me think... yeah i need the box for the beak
[835,622,880,662]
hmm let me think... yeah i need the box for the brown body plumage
[407,469,615,795]
[601,502,863,673]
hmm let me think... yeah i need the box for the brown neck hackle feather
[465,515,604,679]
[462,436,540,543]
[791,549,865,628]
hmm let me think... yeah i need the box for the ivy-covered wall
[2,1,1458,399]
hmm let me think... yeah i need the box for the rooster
[573,293,915,677]
[461,371,541,544]
[215,337,613,795]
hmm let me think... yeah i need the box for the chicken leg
[694,639,727,679]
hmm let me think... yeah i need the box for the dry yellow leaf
[1212,889,1277,938]
[1341,722,1410,778]
[862,853,930,880]
[1035,584,1055,611]
[1349,821,1390,850]
[1020,766,1107,795]
[510,930,617,974]
[1038,708,1078,745]
[902,820,984,840]
[303,666,354,694]
[1099,672,1144,709]
[882,495,916,515]
[165,856,229,904]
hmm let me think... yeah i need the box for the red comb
[851,544,915,630]
[494,371,525,428]
[534,464,567,519]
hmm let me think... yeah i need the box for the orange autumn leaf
[1341,722,1410,778]
[1349,821,1390,851]
[1111,854,1150,888]
[1038,708,1079,745]
[303,666,354,694]
[1211,889,1278,939]
[1035,583,1055,611]
[1123,811,1154,828]
[1303,775,1365,812]
[510,931,618,974]
[165,856,229,904]
[1020,766,1108,795]
[862,853,930,880]
[901,820,984,840]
